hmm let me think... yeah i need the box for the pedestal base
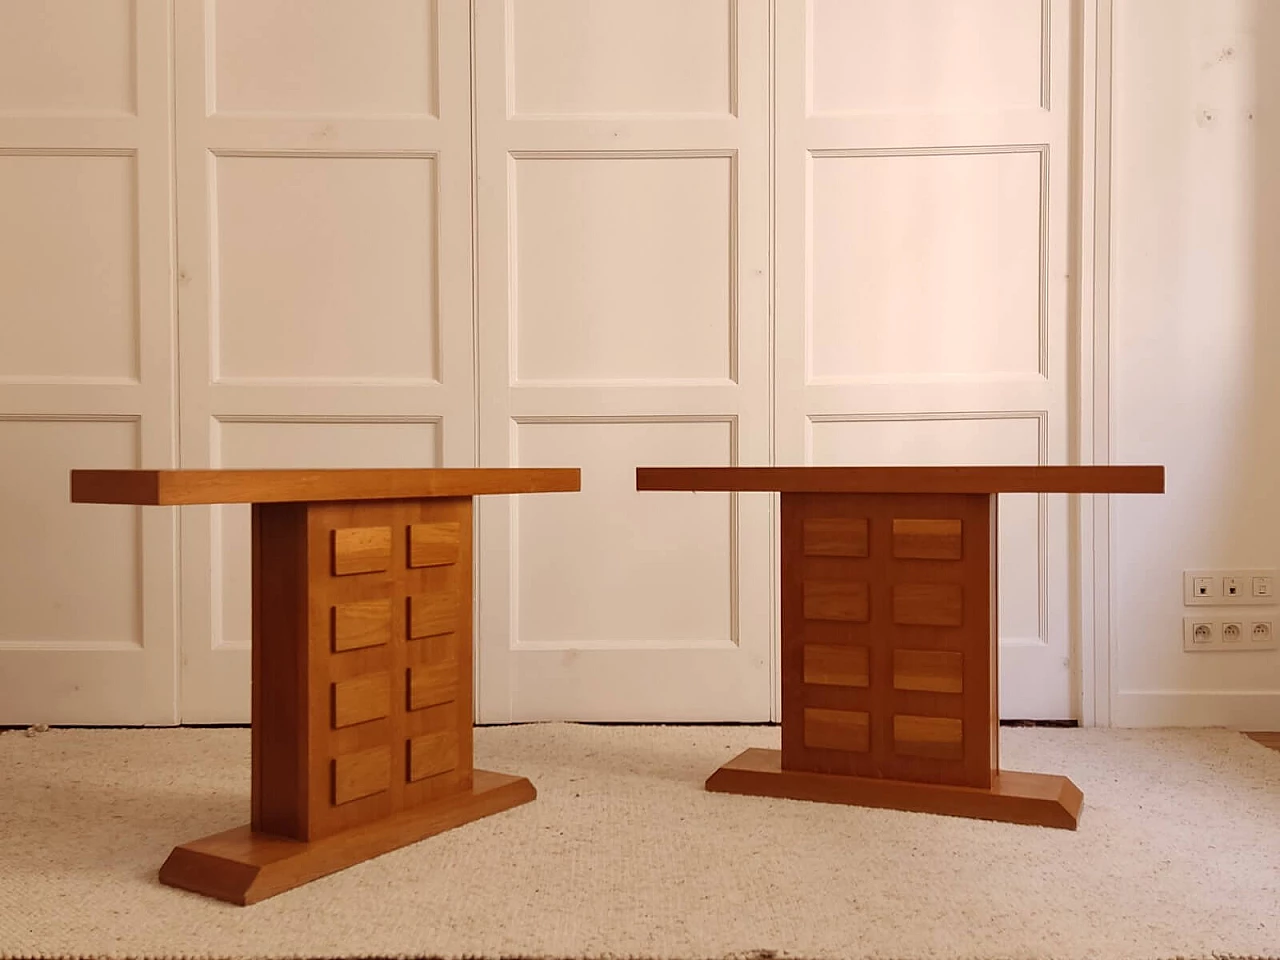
[159,769,535,905]
[706,749,1082,830]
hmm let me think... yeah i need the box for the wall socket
[1183,615,1278,651]
[1184,569,1276,605]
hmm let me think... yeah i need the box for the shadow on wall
[1248,4,1280,554]
[1177,0,1280,559]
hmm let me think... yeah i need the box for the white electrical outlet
[1183,618,1217,649]
[1251,620,1276,648]
[1184,614,1279,651]
[1184,569,1279,605]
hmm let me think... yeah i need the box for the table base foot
[159,769,535,905]
[706,748,1082,830]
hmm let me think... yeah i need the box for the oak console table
[71,468,579,904]
[635,466,1164,830]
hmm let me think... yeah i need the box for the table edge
[70,468,582,505]
[634,465,1165,495]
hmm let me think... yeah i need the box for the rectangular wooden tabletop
[635,465,1164,495]
[71,468,581,505]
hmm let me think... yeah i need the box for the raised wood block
[893,649,964,693]
[802,518,868,557]
[331,599,392,652]
[331,673,390,729]
[894,715,964,760]
[408,522,461,568]
[893,518,963,560]
[803,644,869,687]
[893,583,963,626]
[332,746,391,805]
[408,661,457,711]
[408,592,458,640]
[408,731,459,782]
[803,580,869,622]
[158,770,535,906]
[706,748,1083,830]
[332,526,391,576]
[804,708,870,752]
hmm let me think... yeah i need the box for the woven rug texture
[0,723,1277,960]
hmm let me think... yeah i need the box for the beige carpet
[1,723,1278,960]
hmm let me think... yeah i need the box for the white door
[0,2,179,725]
[172,0,476,722]
[473,0,775,721]
[774,0,1078,719]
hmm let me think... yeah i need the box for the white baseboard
[1112,690,1280,729]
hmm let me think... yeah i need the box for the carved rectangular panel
[810,151,1041,379]
[513,420,732,647]
[804,580,869,622]
[894,650,964,694]
[0,0,135,113]
[0,420,140,648]
[0,155,138,379]
[332,746,391,806]
[408,591,459,640]
[510,0,731,116]
[408,522,461,568]
[894,715,964,761]
[332,526,392,576]
[809,0,1043,113]
[332,599,392,652]
[893,519,963,560]
[332,673,390,729]
[407,731,459,782]
[803,518,869,557]
[213,0,437,116]
[408,661,457,711]
[215,156,438,381]
[514,157,731,381]
[893,583,963,627]
[804,708,870,753]
[803,645,869,688]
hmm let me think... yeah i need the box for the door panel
[776,0,1076,719]
[474,0,774,721]
[0,1,178,725]
[174,0,474,722]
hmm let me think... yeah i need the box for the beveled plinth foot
[159,769,535,905]
[706,748,1082,830]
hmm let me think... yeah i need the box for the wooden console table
[71,468,579,904]
[635,466,1164,830]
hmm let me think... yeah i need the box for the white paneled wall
[0,0,1098,726]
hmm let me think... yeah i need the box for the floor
[4,723,1279,960]
[1245,731,1280,751]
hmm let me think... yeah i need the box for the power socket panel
[1184,569,1277,605]
[1184,615,1278,651]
